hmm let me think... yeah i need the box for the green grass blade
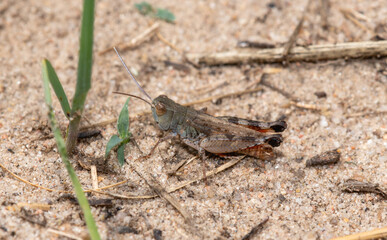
[105,135,123,158]
[41,59,71,118]
[117,97,130,138]
[117,144,125,166]
[72,0,95,113]
[66,0,95,155]
[42,60,53,105]
[42,60,101,240]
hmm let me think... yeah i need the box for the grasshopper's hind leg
[181,138,210,183]
[237,143,275,160]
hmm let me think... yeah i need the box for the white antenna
[113,47,153,101]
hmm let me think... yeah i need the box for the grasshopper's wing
[199,134,282,153]
[217,116,287,133]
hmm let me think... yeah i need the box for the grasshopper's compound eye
[155,102,167,116]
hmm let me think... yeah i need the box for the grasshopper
[113,48,287,160]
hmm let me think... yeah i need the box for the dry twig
[80,118,116,130]
[282,0,311,59]
[341,179,386,199]
[340,9,370,32]
[182,87,263,106]
[0,160,131,194]
[0,161,72,193]
[129,163,194,224]
[157,32,183,54]
[47,228,83,240]
[186,41,387,65]
[319,0,330,29]
[331,226,387,240]
[89,189,156,199]
[91,165,98,189]
[167,156,198,176]
[288,101,324,111]
[344,110,387,118]
[99,22,160,55]
[168,156,245,192]
[241,217,270,240]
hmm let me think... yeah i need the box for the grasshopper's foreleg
[141,133,177,160]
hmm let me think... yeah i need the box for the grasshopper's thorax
[151,95,189,133]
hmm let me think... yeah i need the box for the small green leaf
[117,144,125,166]
[135,1,153,15]
[41,59,71,118]
[155,8,175,22]
[105,135,123,158]
[117,97,130,138]
[134,2,175,23]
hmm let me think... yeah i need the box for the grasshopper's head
[151,95,177,130]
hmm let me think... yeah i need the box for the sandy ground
[0,0,386,239]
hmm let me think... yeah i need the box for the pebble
[320,116,328,127]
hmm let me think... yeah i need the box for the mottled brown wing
[217,116,287,133]
[187,112,269,137]
[199,134,283,154]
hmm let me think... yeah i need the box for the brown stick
[319,0,330,29]
[241,217,270,240]
[282,0,311,59]
[340,9,369,32]
[129,163,194,225]
[341,179,386,199]
[185,41,387,65]
[90,165,98,189]
[157,32,183,54]
[98,22,160,55]
[330,226,387,240]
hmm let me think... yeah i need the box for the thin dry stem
[167,156,198,176]
[0,161,72,193]
[99,22,160,55]
[47,228,83,240]
[129,163,194,224]
[282,0,310,58]
[340,9,369,32]
[0,160,131,194]
[330,226,387,240]
[90,165,98,189]
[186,41,387,65]
[319,0,329,29]
[157,32,183,54]
[167,156,245,192]
[182,87,263,106]
[344,110,387,118]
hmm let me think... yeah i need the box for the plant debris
[341,179,387,199]
[306,149,340,167]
